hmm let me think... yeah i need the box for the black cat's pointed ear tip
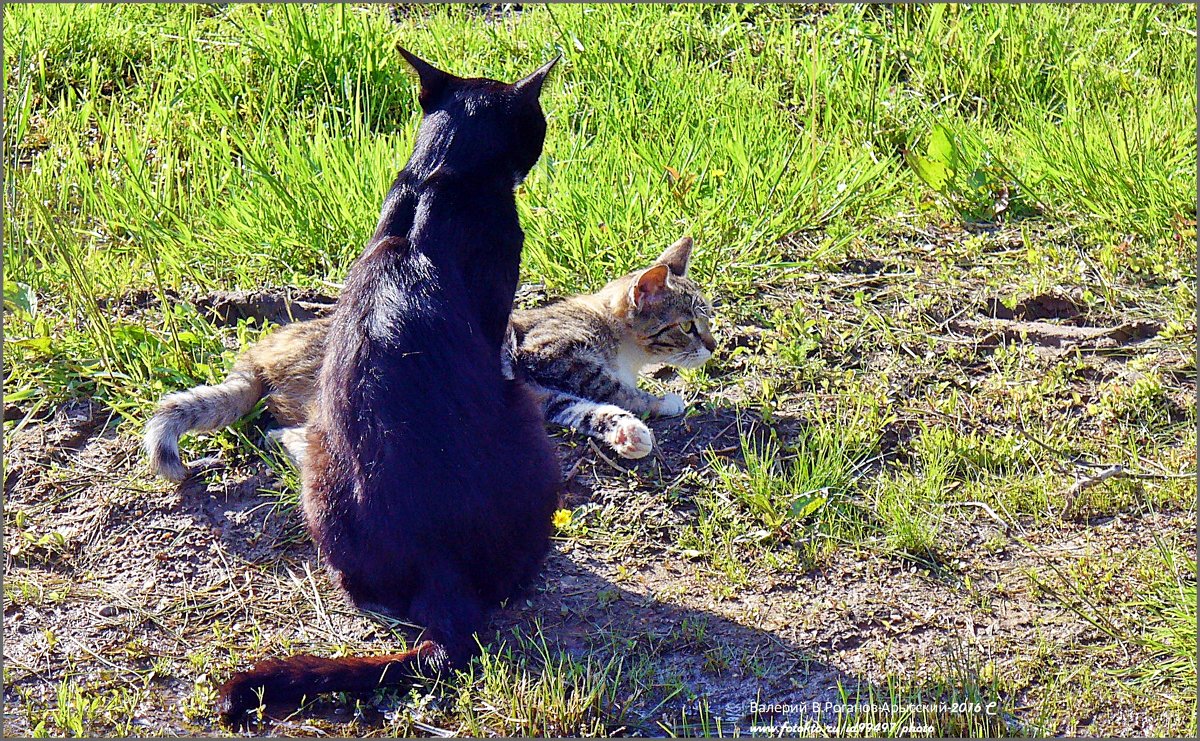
[398,45,455,107]
[396,44,423,70]
[534,53,563,73]
[514,54,562,97]
[398,45,453,80]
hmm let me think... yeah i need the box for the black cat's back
[305,51,563,611]
[305,233,557,612]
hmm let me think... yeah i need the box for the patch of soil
[651,406,784,466]
[195,289,338,327]
[947,318,1161,353]
[550,405,783,509]
[982,291,1083,323]
[879,417,921,465]
[5,399,115,458]
[4,403,29,421]
[98,287,182,318]
[837,257,891,275]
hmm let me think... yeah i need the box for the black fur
[217,48,561,723]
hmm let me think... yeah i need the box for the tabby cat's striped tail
[144,362,264,481]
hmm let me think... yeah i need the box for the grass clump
[452,636,629,737]
[686,418,875,571]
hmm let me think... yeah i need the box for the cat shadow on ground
[172,400,873,735]
[189,483,865,735]
[155,393,1021,736]
[486,549,857,735]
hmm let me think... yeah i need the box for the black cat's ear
[512,55,560,99]
[655,236,693,277]
[399,46,455,109]
[631,264,671,308]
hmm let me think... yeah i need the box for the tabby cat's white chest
[615,339,654,386]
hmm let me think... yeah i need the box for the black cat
[216,48,562,722]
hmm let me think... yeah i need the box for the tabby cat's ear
[655,236,693,277]
[631,264,671,308]
[513,56,560,100]
[399,46,455,110]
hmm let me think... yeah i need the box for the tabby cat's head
[609,237,717,369]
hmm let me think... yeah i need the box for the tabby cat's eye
[679,319,694,333]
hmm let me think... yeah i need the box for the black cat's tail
[216,640,449,724]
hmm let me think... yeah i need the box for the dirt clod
[983,291,1083,322]
[195,289,338,327]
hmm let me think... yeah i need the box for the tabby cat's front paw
[608,417,655,459]
[653,392,687,417]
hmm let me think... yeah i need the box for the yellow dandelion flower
[552,508,573,530]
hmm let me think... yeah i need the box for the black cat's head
[399,47,557,186]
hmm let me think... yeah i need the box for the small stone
[98,605,118,617]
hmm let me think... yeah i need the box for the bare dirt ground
[4,397,1191,737]
[4,226,1196,737]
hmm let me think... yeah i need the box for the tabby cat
[144,236,716,479]
[517,235,716,458]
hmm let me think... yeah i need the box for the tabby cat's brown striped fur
[143,319,329,481]
[144,237,715,480]
[515,236,715,458]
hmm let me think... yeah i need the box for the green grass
[3,3,1196,738]
[452,634,630,737]
[688,414,877,571]
[5,4,1195,418]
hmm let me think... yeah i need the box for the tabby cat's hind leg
[267,426,309,467]
[544,392,654,459]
